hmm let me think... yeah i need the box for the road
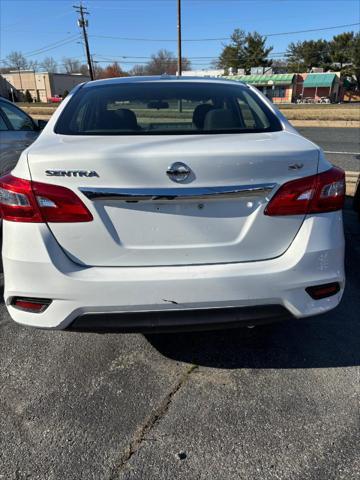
[297,127,360,172]
[0,200,359,480]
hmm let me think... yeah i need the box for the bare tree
[146,49,191,75]
[62,57,81,74]
[28,60,39,71]
[92,63,104,79]
[6,51,28,70]
[129,64,148,76]
[271,59,289,74]
[79,63,89,75]
[41,57,58,73]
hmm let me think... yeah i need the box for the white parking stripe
[324,151,360,155]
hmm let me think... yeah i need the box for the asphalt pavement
[0,200,359,480]
[297,127,360,172]
[0,124,359,479]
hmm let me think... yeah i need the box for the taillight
[0,174,93,223]
[265,167,345,216]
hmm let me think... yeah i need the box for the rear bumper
[68,305,293,333]
[3,212,345,330]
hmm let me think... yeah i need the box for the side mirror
[36,119,48,130]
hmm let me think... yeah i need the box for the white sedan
[0,76,345,330]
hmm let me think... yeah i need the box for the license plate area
[102,199,257,248]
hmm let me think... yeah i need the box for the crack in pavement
[109,363,198,479]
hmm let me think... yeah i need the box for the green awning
[224,74,295,86]
[303,73,337,88]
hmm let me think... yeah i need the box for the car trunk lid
[27,131,319,267]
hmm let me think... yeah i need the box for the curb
[291,120,360,128]
[346,171,359,196]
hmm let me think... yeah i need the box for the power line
[94,51,290,60]
[266,23,360,37]
[26,37,82,58]
[24,35,80,56]
[92,60,218,67]
[90,22,360,42]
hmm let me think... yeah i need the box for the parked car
[0,77,346,330]
[0,97,46,177]
[48,95,63,104]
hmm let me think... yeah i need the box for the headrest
[192,104,215,129]
[203,109,239,131]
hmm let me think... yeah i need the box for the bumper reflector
[305,283,340,300]
[11,297,52,313]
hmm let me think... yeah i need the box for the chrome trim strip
[80,183,277,202]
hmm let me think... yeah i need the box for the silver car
[0,97,46,176]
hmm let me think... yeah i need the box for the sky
[1,0,359,72]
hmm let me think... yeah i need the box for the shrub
[25,89,33,103]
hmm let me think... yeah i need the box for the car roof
[84,75,247,89]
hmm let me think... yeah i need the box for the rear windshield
[55,81,282,135]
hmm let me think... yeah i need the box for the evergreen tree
[343,32,360,89]
[217,29,247,72]
[25,89,33,103]
[217,29,272,74]
[286,40,331,72]
[243,32,273,73]
[329,32,354,69]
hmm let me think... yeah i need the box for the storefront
[294,73,340,102]
[224,74,296,103]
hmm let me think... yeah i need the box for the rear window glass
[55,81,282,135]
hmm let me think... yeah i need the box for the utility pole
[177,0,182,76]
[17,69,23,91]
[73,2,94,80]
